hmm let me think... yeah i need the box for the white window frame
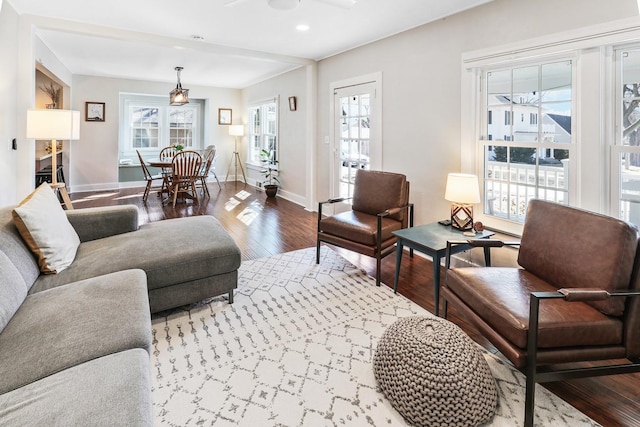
[612,43,640,225]
[247,97,278,166]
[119,94,202,161]
[472,58,576,231]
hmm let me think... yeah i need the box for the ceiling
[8,0,493,89]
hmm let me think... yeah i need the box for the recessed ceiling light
[296,24,310,32]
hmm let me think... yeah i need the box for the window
[119,94,201,160]
[504,110,512,126]
[482,60,573,223]
[248,99,278,165]
[614,48,640,225]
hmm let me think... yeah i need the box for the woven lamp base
[373,316,497,427]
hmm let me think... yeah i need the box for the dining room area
[134,144,222,207]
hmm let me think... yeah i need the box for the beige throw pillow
[12,183,80,274]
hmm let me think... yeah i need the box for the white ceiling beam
[24,14,316,67]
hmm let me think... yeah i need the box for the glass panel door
[333,82,376,199]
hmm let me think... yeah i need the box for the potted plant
[260,149,280,197]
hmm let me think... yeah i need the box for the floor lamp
[27,109,80,210]
[225,124,247,184]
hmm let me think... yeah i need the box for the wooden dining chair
[169,150,202,208]
[159,146,178,161]
[197,146,221,197]
[136,150,164,202]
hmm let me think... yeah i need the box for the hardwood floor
[71,182,640,427]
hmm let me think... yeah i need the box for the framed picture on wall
[85,102,105,122]
[218,108,232,125]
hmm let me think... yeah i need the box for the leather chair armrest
[558,288,611,302]
[466,239,521,248]
[378,203,414,226]
[317,197,354,231]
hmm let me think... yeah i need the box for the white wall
[2,0,637,212]
[242,66,308,205]
[313,0,637,225]
[70,75,242,193]
[0,2,19,207]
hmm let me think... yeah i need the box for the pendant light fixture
[169,66,189,106]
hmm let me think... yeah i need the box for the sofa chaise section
[0,349,152,426]
[0,269,151,395]
[0,205,242,313]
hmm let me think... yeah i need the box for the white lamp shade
[229,125,245,137]
[27,109,80,140]
[444,173,481,204]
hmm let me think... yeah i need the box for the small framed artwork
[288,96,297,111]
[85,102,105,122]
[218,108,232,125]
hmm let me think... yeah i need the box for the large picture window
[248,99,278,165]
[120,94,201,160]
[481,60,573,223]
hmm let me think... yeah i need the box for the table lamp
[26,109,80,209]
[444,173,481,231]
[225,124,247,184]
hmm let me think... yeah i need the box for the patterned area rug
[151,247,600,426]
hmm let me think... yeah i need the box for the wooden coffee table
[392,223,494,316]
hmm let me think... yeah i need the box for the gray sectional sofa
[0,204,242,425]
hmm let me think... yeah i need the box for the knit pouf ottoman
[373,316,497,427]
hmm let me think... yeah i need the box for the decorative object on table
[444,172,481,231]
[374,315,498,427]
[26,109,80,210]
[169,66,189,106]
[259,148,280,197]
[474,220,485,232]
[85,102,105,122]
[40,82,61,109]
[218,108,232,125]
[172,143,184,151]
[224,124,247,184]
[288,96,297,111]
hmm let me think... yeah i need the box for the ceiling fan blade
[313,0,356,9]
[224,0,250,7]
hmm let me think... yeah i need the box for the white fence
[485,160,569,222]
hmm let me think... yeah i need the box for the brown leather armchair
[442,199,640,427]
[316,169,413,286]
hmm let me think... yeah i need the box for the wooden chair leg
[172,184,179,208]
[192,181,200,204]
[143,181,151,202]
